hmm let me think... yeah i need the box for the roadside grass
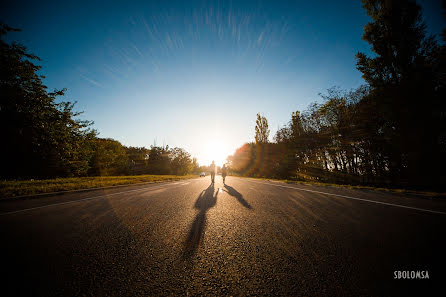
[0,175,198,199]
[242,176,446,199]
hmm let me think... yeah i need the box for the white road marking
[0,183,187,216]
[245,179,446,215]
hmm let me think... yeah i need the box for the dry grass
[0,175,198,199]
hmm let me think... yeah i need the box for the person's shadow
[183,184,218,259]
[223,184,252,209]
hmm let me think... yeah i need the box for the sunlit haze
[2,0,443,166]
[204,138,232,167]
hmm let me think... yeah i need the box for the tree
[356,0,435,87]
[170,147,193,175]
[254,113,270,144]
[0,23,95,178]
[147,145,171,174]
[355,0,445,188]
[89,138,128,176]
[126,146,150,175]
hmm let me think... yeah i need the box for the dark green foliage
[126,146,150,175]
[147,145,172,175]
[88,138,128,176]
[1,23,96,178]
[355,0,446,188]
[145,146,194,175]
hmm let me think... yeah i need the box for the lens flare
[204,139,230,167]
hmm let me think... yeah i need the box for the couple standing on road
[209,161,228,184]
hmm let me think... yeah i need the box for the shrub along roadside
[0,175,198,199]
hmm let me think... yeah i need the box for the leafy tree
[89,138,128,176]
[356,0,435,87]
[0,23,95,178]
[254,113,270,144]
[170,147,193,175]
[147,145,171,174]
[126,146,150,174]
[355,0,445,187]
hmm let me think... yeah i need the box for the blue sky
[2,0,444,166]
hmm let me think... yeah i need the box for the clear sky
[2,0,444,166]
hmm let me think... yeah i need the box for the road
[1,176,445,296]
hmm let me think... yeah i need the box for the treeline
[90,141,199,176]
[229,0,446,190]
[0,24,197,179]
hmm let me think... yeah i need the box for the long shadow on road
[183,183,218,259]
[223,184,252,209]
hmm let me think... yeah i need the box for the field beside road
[0,174,198,198]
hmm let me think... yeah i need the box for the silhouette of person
[221,164,228,184]
[209,160,216,183]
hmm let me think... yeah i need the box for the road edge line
[246,179,446,215]
[0,181,194,216]
[0,177,199,201]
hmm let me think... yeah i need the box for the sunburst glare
[203,138,231,167]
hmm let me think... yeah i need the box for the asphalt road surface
[1,176,445,296]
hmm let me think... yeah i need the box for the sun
[204,139,230,167]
